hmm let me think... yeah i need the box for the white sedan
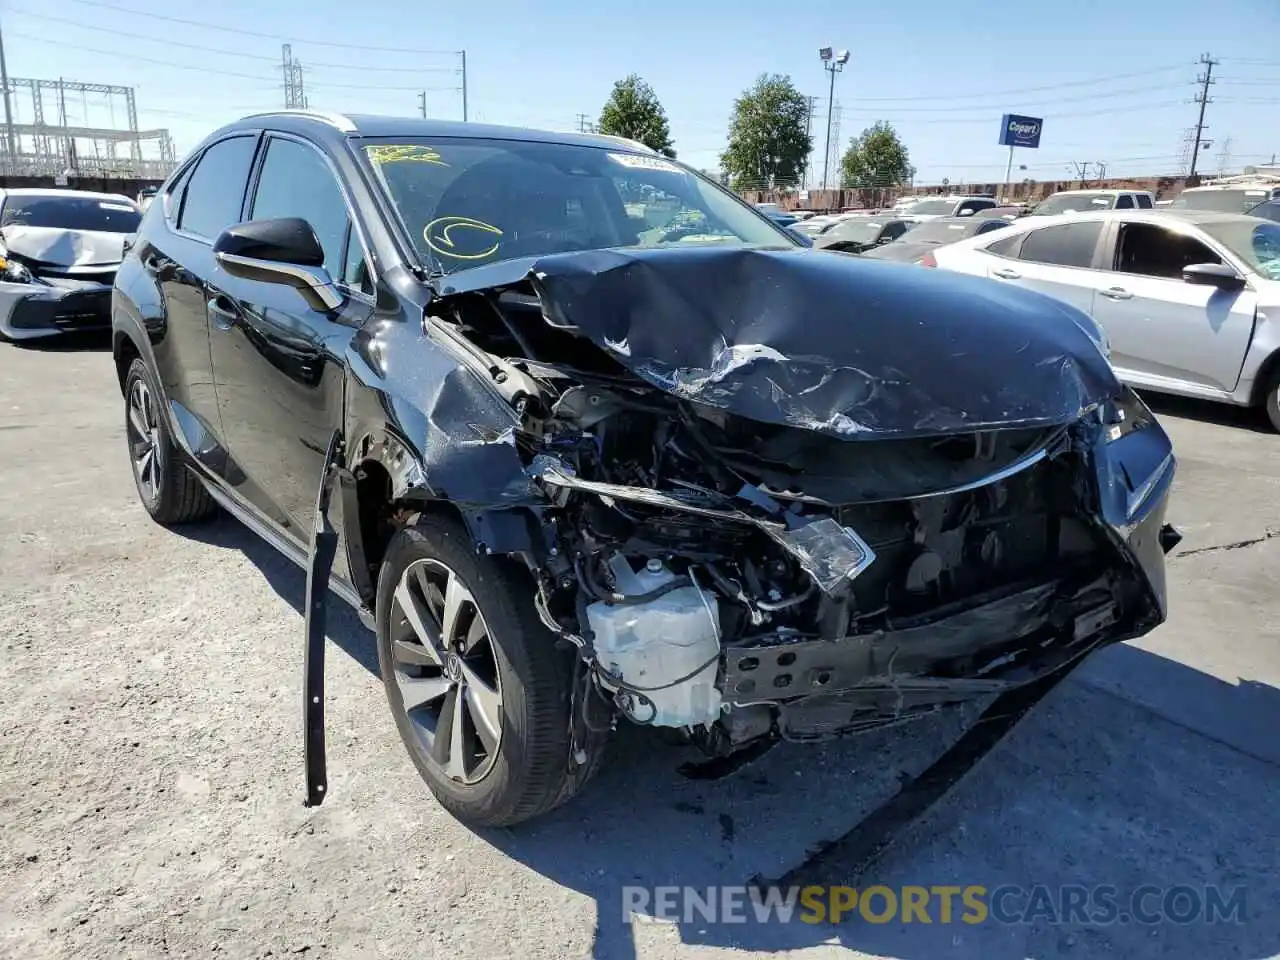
[927,209,1280,430]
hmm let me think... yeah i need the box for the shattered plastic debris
[777,518,877,593]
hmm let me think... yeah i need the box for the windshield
[0,194,140,233]
[361,139,793,274]
[826,220,887,242]
[901,220,983,242]
[1200,220,1280,280]
[1032,193,1114,215]
[794,219,835,236]
[1173,188,1273,213]
[901,199,954,216]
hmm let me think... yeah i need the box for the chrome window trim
[250,130,380,302]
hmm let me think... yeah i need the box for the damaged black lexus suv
[112,112,1179,827]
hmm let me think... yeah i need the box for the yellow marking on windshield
[424,216,504,260]
[366,145,449,166]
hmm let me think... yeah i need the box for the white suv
[1029,189,1155,215]
[1172,176,1280,214]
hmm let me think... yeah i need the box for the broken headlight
[0,254,31,284]
[1100,385,1155,443]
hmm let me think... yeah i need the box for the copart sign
[999,114,1043,149]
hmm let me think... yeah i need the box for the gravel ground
[1,337,1278,960]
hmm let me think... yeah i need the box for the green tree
[720,74,812,192]
[840,122,912,188]
[598,75,676,158]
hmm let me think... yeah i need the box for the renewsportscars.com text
[622,884,1247,926]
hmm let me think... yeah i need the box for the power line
[58,0,461,54]
[827,84,1178,115]
[9,10,459,72]
[835,63,1191,103]
[833,100,1188,125]
[5,31,460,92]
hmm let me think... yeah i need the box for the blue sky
[3,0,1278,185]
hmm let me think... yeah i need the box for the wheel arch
[339,427,549,608]
[1248,346,1280,408]
[112,328,143,394]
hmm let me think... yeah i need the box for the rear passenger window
[1136,194,1153,209]
[1115,195,1135,209]
[1017,222,1103,268]
[985,233,1022,257]
[178,136,257,239]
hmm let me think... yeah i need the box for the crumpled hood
[525,246,1121,439]
[0,226,126,268]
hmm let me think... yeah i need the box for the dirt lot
[1,336,1278,960]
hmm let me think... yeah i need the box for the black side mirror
[213,217,341,311]
[1182,262,1245,291]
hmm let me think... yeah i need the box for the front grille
[51,290,112,329]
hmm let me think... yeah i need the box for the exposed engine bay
[412,247,1177,756]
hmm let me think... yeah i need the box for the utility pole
[1095,161,1107,181]
[281,44,308,110]
[1188,53,1217,179]
[419,92,427,118]
[0,14,16,172]
[460,50,468,122]
[1069,160,1091,183]
[1214,136,1233,175]
[803,95,816,189]
[818,47,849,191]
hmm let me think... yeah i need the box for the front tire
[1263,368,1280,433]
[375,514,606,826]
[123,358,217,525]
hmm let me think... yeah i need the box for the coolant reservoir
[586,555,722,728]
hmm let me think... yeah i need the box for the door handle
[1100,287,1132,300]
[991,268,1021,280]
[207,294,238,330]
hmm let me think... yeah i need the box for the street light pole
[819,48,849,192]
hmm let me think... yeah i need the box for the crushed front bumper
[718,392,1179,743]
[0,279,114,340]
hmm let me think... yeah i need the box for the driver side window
[250,136,350,278]
[1114,223,1222,280]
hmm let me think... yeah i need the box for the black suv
[113,112,1178,827]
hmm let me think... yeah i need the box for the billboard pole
[1003,145,1015,201]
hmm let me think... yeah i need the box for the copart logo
[1008,119,1040,138]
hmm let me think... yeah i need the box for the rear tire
[123,358,217,525]
[375,514,607,827]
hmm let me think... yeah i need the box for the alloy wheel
[127,378,162,502]
[389,558,504,784]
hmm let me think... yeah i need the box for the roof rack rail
[591,132,657,154]
[239,110,357,133]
